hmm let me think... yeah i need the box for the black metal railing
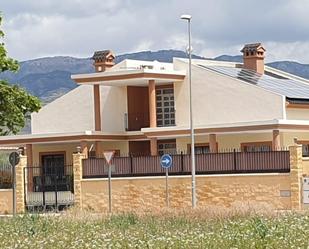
[25,165,74,192]
[0,164,13,189]
[82,150,290,178]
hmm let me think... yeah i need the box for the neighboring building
[1,43,309,167]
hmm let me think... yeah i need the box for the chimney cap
[92,50,115,61]
[240,43,266,53]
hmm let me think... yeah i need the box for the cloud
[1,0,309,63]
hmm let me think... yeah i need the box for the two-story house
[1,43,309,170]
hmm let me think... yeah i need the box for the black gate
[24,165,74,211]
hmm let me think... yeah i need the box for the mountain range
[1,50,309,104]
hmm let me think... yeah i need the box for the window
[156,88,175,127]
[187,143,212,154]
[302,145,309,157]
[40,152,65,175]
[297,141,309,157]
[241,142,272,152]
[158,140,176,155]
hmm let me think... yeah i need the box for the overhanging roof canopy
[71,68,186,86]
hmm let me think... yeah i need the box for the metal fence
[24,165,74,210]
[0,164,13,189]
[82,150,290,178]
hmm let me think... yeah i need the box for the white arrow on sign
[162,158,170,164]
[103,151,115,165]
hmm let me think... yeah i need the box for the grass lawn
[0,209,308,248]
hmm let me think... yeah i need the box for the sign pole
[103,151,115,214]
[160,154,172,208]
[165,168,169,208]
[108,165,112,213]
[9,151,20,217]
[12,163,16,216]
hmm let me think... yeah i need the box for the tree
[0,14,41,135]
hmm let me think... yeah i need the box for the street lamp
[180,14,196,208]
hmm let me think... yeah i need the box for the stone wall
[81,173,291,213]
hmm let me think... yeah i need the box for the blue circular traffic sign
[160,154,172,169]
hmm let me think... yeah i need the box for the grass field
[0,209,308,248]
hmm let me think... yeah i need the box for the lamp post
[180,14,196,208]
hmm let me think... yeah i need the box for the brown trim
[150,138,158,156]
[148,80,157,128]
[26,144,33,167]
[155,84,174,89]
[286,103,309,109]
[93,85,101,131]
[240,141,272,152]
[272,129,280,151]
[39,151,66,166]
[3,122,309,146]
[73,72,185,84]
[145,123,309,137]
[0,134,147,145]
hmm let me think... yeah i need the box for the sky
[1,0,309,63]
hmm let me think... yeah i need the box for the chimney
[240,43,266,74]
[92,50,115,72]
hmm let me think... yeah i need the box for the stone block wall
[0,190,13,214]
[81,173,291,213]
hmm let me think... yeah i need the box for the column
[73,152,85,208]
[93,84,101,131]
[25,144,33,193]
[16,155,27,213]
[289,145,303,210]
[272,130,280,151]
[80,141,88,158]
[150,138,158,156]
[148,80,157,128]
[209,134,217,153]
[95,141,103,157]
[26,144,33,166]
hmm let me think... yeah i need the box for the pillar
[73,152,85,208]
[272,130,280,151]
[209,134,217,153]
[148,80,157,128]
[289,145,303,210]
[95,141,103,157]
[25,144,33,166]
[150,138,158,156]
[93,84,101,131]
[81,141,88,159]
[25,144,33,192]
[16,155,27,213]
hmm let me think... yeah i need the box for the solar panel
[198,65,309,99]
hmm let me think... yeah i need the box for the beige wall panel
[176,133,275,152]
[96,141,129,156]
[286,109,309,120]
[173,59,285,127]
[32,143,79,165]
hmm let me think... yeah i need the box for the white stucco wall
[32,85,95,134]
[101,86,127,132]
[173,59,285,127]
[32,84,128,134]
